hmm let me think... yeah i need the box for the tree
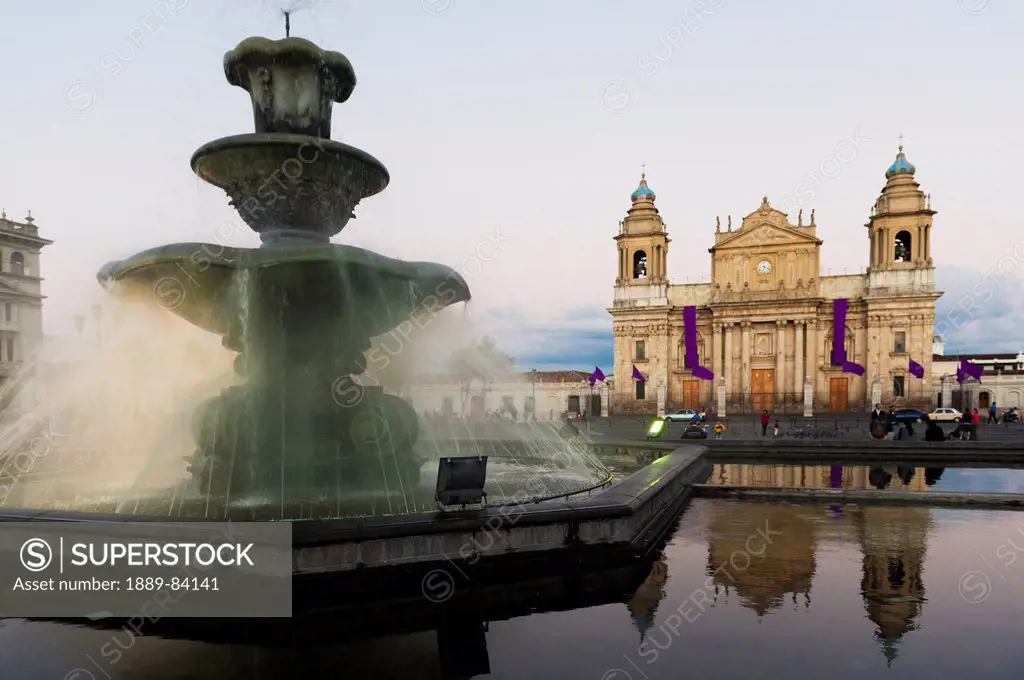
[448,336,515,414]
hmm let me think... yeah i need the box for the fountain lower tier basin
[189,387,421,498]
[0,448,709,613]
[97,242,470,342]
[191,133,389,238]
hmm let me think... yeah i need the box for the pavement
[421,414,1024,445]
[589,415,1024,443]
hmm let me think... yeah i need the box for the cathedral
[609,144,941,414]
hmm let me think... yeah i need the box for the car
[681,424,708,439]
[928,407,963,423]
[893,408,928,423]
[664,409,699,423]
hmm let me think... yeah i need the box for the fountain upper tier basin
[191,133,388,239]
[97,242,471,342]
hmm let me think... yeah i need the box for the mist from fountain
[0,302,234,512]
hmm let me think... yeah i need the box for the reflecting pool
[3,498,1024,679]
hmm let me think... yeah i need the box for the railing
[711,391,870,415]
[0,221,39,237]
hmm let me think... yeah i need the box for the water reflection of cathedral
[709,463,929,490]
[627,554,669,641]
[856,505,929,665]
[702,464,934,664]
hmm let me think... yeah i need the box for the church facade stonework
[609,146,940,414]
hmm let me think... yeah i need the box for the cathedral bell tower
[866,141,936,288]
[614,172,670,285]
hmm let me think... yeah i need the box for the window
[894,231,912,262]
[635,380,646,400]
[893,375,905,397]
[635,340,646,361]
[9,252,24,276]
[826,331,855,365]
[893,331,906,354]
[441,396,454,416]
[5,338,13,362]
[3,304,9,322]
[632,250,648,279]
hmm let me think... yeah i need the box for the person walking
[713,422,726,440]
[760,410,770,436]
[772,421,780,438]
[988,402,997,424]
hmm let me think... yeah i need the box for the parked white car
[664,409,699,422]
[928,407,963,422]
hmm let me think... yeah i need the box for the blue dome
[631,174,656,200]
[885,147,916,178]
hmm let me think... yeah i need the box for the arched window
[632,250,648,279]
[825,326,855,365]
[9,252,24,275]
[894,231,912,262]
[678,334,705,369]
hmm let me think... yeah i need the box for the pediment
[713,222,821,251]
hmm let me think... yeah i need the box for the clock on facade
[757,260,772,274]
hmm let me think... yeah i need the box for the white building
[0,210,51,414]
[930,335,1024,410]
[406,370,612,420]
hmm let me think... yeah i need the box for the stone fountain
[97,36,470,511]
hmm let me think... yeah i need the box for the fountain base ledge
[0,447,710,612]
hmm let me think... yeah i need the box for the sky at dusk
[1,0,1021,371]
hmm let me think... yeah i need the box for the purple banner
[683,306,714,381]
[958,358,983,383]
[692,365,714,381]
[830,465,843,489]
[908,358,924,379]
[831,298,847,366]
[842,361,865,376]
[683,306,699,369]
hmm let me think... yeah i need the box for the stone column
[803,377,813,417]
[741,322,751,398]
[712,323,722,382]
[805,320,817,405]
[724,323,734,396]
[871,375,882,408]
[941,375,953,408]
[794,321,805,397]
[776,320,786,397]
[600,382,609,417]
[656,373,666,417]
[717,379,727,418]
